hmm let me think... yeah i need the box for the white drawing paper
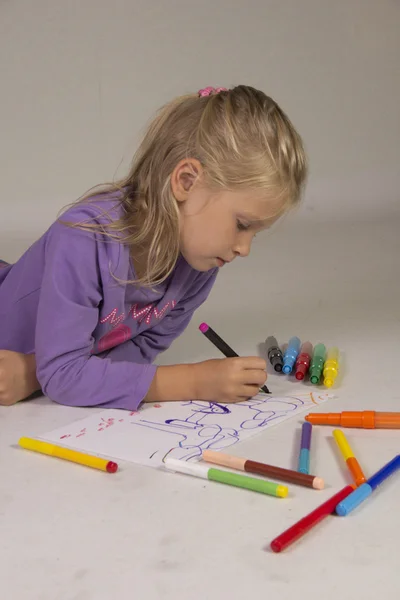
[37,391,331,468]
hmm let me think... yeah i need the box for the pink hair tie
[198,86,228,97]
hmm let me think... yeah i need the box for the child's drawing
[38,392,331,468]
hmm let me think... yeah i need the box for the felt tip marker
[298,422,312,474]
[295,342,313,381]
[270,485,354,552]
[265,336,284,373]
[333,429,366,486]
[164,457,288,497]
[202,450,324,489]
[199,323,270,394]
[18,437,118,473]
[323,347,339,388]
[309,343,326,385]
[282,336,301,374]
[305,411,400,429]
[336,455,400,516]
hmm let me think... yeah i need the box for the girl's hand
[0,351,40,406]
[193,357,267,403]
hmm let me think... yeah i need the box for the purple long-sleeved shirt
[0,194,218,410]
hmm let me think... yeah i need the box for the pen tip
[199,322,209,333]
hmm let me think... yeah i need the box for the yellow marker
[332,430,366,486]
[323,347,339,387]
[18,437,118,473]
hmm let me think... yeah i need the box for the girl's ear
[171,158,203,201]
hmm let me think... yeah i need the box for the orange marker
[305,411,400,429]
[332,430,366,486]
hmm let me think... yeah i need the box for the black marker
[265,336,284,373]
[199,322,270,394]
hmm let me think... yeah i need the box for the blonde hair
[72,85,307,287]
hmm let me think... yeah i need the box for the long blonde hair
[71,85,307,287]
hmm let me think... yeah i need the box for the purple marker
[199,323,270,394]
[298,422,312,474]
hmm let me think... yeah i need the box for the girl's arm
[35,219,217,411]
[35,222,156,410]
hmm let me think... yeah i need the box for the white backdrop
[1,0,400,263]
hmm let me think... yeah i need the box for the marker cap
[295,364,307,380]
[336,483,372,516]
[309,371,322,385]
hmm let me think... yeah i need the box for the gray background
[1,2,400,599]
[1,0,399,254]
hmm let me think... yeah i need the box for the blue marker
[298,422,312,474]
[282,337,301,374]
[336,454,400,516]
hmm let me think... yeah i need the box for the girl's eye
[236,220,250,231]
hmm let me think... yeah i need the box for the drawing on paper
[38,392,331,468]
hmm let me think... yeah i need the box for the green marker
[164,457,288,498]
[309,343,326,384]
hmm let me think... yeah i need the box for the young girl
[0,85,307,410]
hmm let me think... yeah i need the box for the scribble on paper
[38,392,331,468]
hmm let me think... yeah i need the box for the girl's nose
[233,240,251,258]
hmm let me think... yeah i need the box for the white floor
[1,218,400,600]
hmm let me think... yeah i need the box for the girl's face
[178,185,284,272]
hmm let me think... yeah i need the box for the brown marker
[202,450,324,489]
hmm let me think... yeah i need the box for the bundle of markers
[266,336,339,387]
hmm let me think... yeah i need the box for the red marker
[295,342,313,381]
[270,485,354,552]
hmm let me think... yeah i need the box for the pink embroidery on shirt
[130,300,176,324]
[100,308,125,327]
[144,302,171,325]
[97,324,131,352]
[130,303,153,323]
[98,300,177,349]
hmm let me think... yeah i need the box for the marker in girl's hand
[199,323,270,394]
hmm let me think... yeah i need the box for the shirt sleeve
[35,219,217,411]
[35,221,157,411]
